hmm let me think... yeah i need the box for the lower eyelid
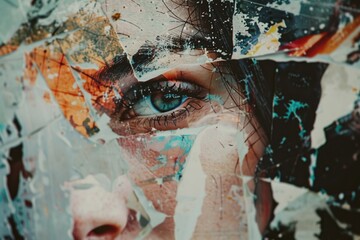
[135,98,196,121]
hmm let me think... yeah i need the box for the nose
[69,176,131,240]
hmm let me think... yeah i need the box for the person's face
[67,1,272,239]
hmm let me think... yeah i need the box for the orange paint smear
[307,16,360,56]
[283,16,360,57]
[73,67,117,116]
[0,45,18,56]
[282,33,327,57]
[30,46,99,137]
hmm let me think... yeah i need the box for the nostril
[87,224,120,238]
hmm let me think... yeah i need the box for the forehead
[102,0,211,80]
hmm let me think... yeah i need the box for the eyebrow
[131,35,213,66]
[95,54,133,84]
[95,35,214,85]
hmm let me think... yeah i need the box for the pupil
[151,93,183,112]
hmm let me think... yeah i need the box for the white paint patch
[271,181,308,215]
[270,181,328,240]
[232,12,251,59]
[0,0,29,43]
[242,178,262,240]
[174,129,207,240]
[266,0,303,15]
[233,12,252,38]
[311,64,359,148]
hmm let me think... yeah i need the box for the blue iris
[151,93,185,112]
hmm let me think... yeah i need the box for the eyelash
[114,80,208,127]
[118,81,204,107]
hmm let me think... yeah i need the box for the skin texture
[67,1,272,239]
[68,63,270,239]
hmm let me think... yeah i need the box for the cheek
[198,125,240,175]
[192,124,247,233]
[117,135,196,217]
[195,175,247,236]
[115,117,262,236]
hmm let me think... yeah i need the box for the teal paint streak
[284,100,308,120]
[149,135,196,182]
[279,99,309,139]
[309,149,318,187]
[163,135,194,182]
[273,95,284,107]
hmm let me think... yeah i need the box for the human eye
[132,92,186,116]
[110,78,209,135]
